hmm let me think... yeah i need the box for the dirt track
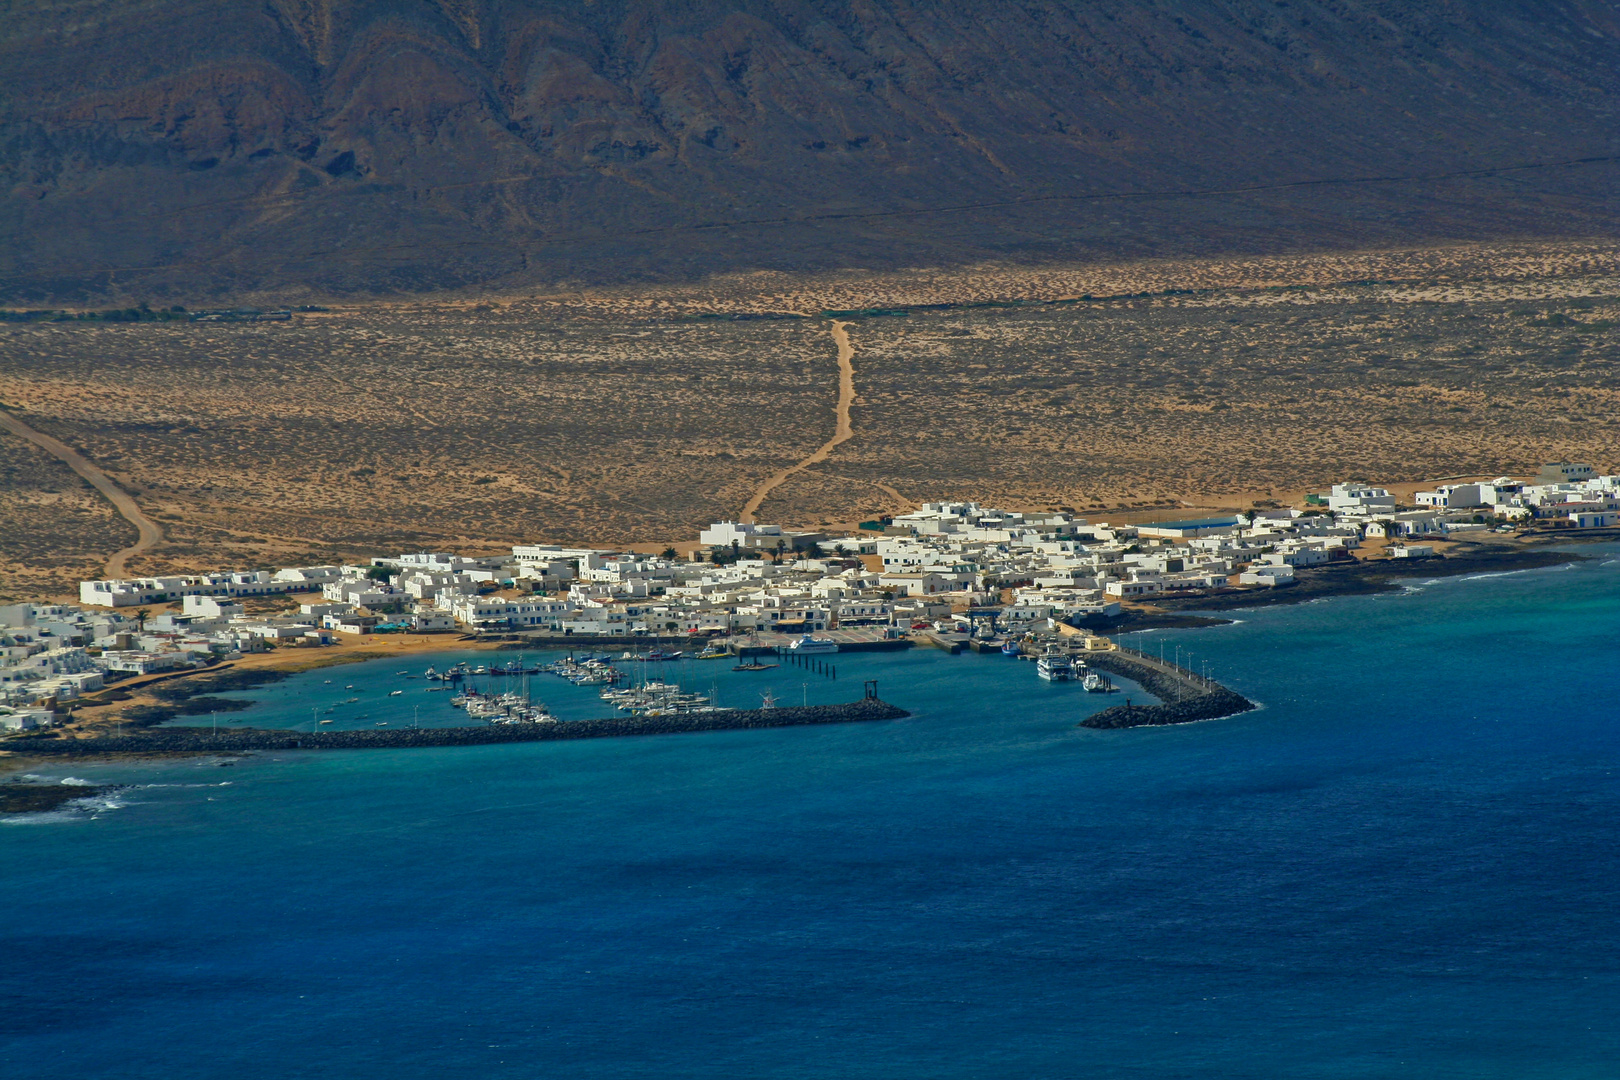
[0,408,162,577]
[741,319,857,523]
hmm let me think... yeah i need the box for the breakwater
[1079,650,1255,729]
[8,699,911,757]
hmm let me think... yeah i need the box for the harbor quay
[9,699,911,756]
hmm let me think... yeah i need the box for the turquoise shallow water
[4,548,1619,1078]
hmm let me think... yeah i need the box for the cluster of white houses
[2,463,1609,728]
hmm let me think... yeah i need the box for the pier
[8,699,911,757]
[1078,648,1255,728]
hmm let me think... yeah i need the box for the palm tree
[133,607,150,633]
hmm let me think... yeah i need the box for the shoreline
[1144,541,1582,617]
[4,538,1610,771]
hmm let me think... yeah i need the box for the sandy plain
[1,239,1617,597]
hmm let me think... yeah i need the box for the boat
[695,644,731,660]
[788,634,839,655]
[1001,639,1022,656]
[389,690,403,696]
[733,662,778,672]
[1083,670,1113,693]
[424,666,440,680]
[1036,647,1077,682]
[318,719,334,725]
[342,697,359,704]
[396,670,408,675]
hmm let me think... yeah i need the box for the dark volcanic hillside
[3,0,1618,303]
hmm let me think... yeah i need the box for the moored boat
[1036,647,1077,682]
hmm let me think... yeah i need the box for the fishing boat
[696,643,731,660]
[1083,670,1113,693]
[1036,647,1077,682]
[424,666,440,680]
[1001,638,1023,656]
[788,634,838,655]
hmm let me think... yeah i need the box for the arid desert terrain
[2,240,1617,597]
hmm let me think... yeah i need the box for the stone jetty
[8,699,911,757]
[1079,650,1255,729]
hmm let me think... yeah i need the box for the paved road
[741,319,856,523]
[0,409,163,578]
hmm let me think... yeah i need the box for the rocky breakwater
[1079,650,1255,729]
[7,699,911,757]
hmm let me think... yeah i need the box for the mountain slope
[3,0,1618,302]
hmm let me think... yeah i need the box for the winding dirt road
[0,410,163,578]
[741,320,856,523]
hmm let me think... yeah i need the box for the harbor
[1,628,1235,759]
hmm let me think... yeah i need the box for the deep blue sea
[5,548,1619,1079]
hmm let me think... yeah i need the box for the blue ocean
[4,548,1619,1078]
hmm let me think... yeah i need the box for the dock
[8,699,912,756]
[1077,648,1254,728]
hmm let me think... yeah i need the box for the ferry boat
[1036,647,1077,682]
[788,634,839,655]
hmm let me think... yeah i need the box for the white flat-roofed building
[80,571,309,608]
[1415,483,1493,509]
[1325,484,1396,514]
[1238,565,1296,586]
[448,596,574,630]
[95,650,189,675]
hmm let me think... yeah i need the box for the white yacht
[1036,647,1077,682]
[788,635,839,655]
